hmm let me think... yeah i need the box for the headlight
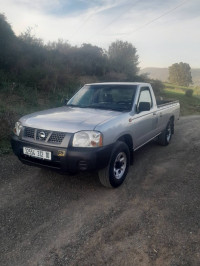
[72,131,103,147]
[13,121,23,136]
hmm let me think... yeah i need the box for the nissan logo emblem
[39,131,46,139]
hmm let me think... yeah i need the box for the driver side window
[138,88,152,107]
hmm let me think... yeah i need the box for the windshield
[67,84,137,112]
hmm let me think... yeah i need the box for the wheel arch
[117,134,134,165]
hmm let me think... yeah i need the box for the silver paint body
[19,82,180,150]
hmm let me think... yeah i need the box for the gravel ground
[0,116,200,266]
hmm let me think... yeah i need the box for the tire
[157,120,173,146]
[98,141,130,188]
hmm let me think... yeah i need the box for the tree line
[0,13,143,94]
[1,12,191,98]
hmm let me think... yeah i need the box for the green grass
[162,83,200,115]
[164,82,200,97]
[162,89,200,116]
[164,82,189,90]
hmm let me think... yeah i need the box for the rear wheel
[98,141,130,188]
[157,120,173,146]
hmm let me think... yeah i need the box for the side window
[138,88,152,108]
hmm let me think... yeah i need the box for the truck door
[132,87,158,148]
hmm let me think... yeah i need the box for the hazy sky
[1,0,200,68]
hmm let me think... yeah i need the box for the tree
[0,14,143,93]
[168,62,192,87]
[108,40,139,79]
[0,13,18,74]
[68,43,108,76]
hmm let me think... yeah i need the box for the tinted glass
[67,85,137,111]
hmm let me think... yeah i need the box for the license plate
[23,147,52,160]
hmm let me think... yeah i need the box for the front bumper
[11,135,113,173]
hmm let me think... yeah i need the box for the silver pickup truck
[11,82,180,188]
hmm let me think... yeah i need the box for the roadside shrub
[185,89,193,97]
[0,111,18,139]
[150,79,165,97]
[79,75,99,86]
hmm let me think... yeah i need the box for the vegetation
[163,83,200,116]
[163,82,200,96]
[0,14,141,93]
[108,40,139,79]
[168,62,192,87]
[185,89,194,97]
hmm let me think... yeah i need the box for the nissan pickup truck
[11,82,180,188]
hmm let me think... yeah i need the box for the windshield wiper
[81,105,128,112]
[66,104,79,107]
[80,105,113,110]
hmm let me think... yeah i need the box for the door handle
[160,112,163,117]
[153,112,157,115]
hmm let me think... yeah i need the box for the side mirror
[138,102,151,113]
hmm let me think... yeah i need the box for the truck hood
[20,106,121,133]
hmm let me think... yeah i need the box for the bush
[150,79,164,97]
[185,89,193,97]
[0,111,18,139]
[101,71,128,82]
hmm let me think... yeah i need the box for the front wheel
[98,141,130,188]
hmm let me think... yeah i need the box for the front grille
[48,132,65,144]
[24,127,35,139]
[23,127,66,145]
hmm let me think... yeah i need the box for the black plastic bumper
[11,135,113,173]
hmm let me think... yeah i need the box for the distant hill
[140,67,200,85]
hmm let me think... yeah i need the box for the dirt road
[0,116,200,266]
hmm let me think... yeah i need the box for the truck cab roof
[85,82,150,86]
